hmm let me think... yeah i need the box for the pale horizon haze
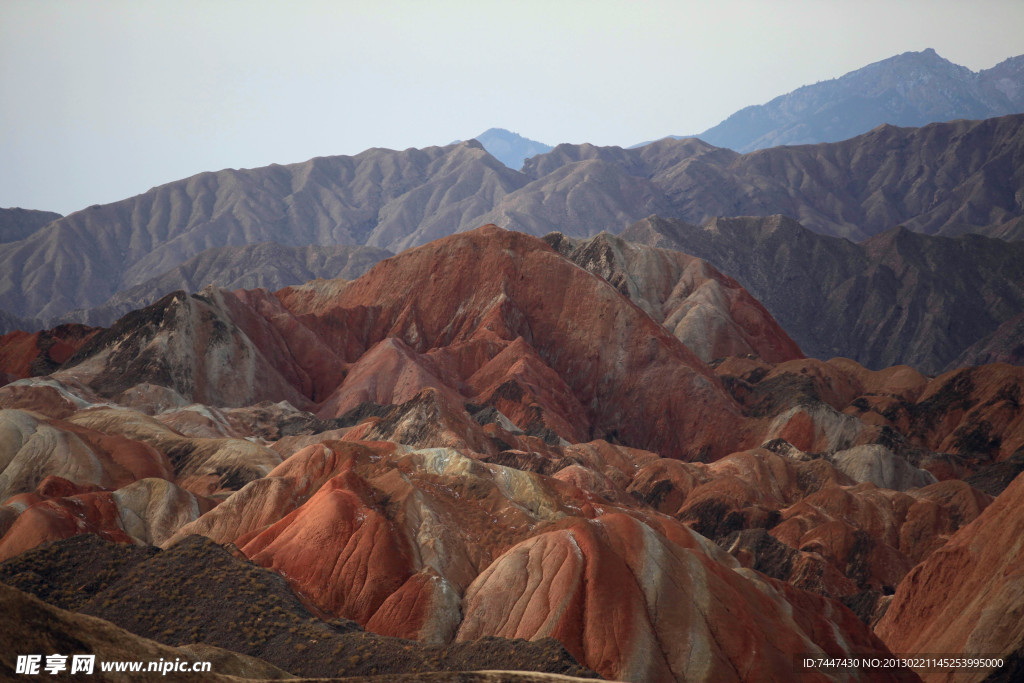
[3,0,1024,215]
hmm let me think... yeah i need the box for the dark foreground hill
[0,535,597,680]
[0,579,294,682]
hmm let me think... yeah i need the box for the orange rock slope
[0,324,98,380]
[165,439,910,682]
[876,469,1024,682]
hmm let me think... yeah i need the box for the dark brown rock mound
[0,581,293,682]
[1,535,598,680]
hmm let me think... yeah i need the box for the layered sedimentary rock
[1,224,1020,681]
[0,535,599,680]
[161,440,907,681]
[53,288,318,410]
[0,323,98,379]
[715,357,1024,474]
[0,474,213,563]
[456,512,898,682]
[276,225,750,461]
[0,409,172,502]
[544,231,803,363]
[6,227,790,461]
[64,407,283,496]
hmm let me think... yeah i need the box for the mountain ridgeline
[64,242,392,328]
[3,113,1024,335]
[699,48,1024,152]
[4,49,1024,683]
[0,207,62,244]
[472,128,553,170]
[623,215,1024,373]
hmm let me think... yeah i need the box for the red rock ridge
[277,225,749,461]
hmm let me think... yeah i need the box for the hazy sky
[3,0,1024,215]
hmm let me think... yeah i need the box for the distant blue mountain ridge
[487,50,1024,155]
[696,48,1024,152]
[466,128,553,170]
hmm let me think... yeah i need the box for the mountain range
[64,242,392,328]
[699,48,1024,152]
[4,47,1024,683]
[3,113,1024,341]
[622,215,1024,373]
[0,207,61,243]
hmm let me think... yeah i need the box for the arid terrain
[1,218,1022,681]
[3,48,1024,683]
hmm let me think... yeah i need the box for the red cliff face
[161,436,905,682]
[455,512,907,682]
[876,471,1024,681]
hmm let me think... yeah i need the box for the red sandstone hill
[274,225,749,460]
[5,225,1022,480]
